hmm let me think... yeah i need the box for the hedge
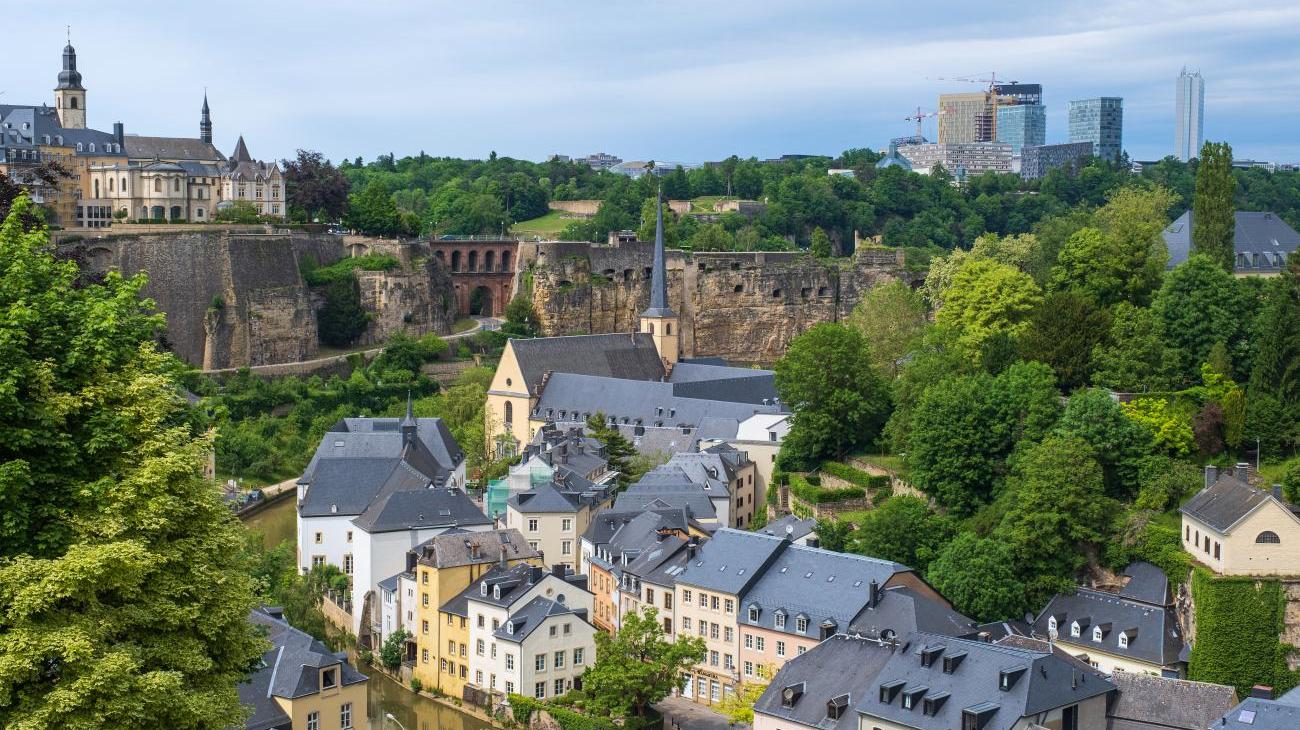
[820,462,890,490]
[302,253,400,285]
[1188,566,1300,698]
[788,474,865,504]
[507,694,621,730]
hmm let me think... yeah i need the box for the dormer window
[795,616,809,633]
[878,680,905,704]
[1094,623,1111,642]
[1092,626,1103,642]
[774,611,786,630]
[1047,616,1057,633]
[747,606,759,622]
[998,667,1026,691]
[902,686,927,711]
[780,682,804,708]
[1118,632,1130,649]
[493,585,501,599]
[922,692,950,716]
[921,644,944,667]
[942,651,966,674]
[506,621,514,635]
[826,693,849,719]
[1070,621,1082,638]
[321,666,337,689]
[481,582,488,596]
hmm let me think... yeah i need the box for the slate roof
[847,586,978,641]
[859,631,1115,730]
[1164,210,1300,272]
[241,608,367,730]
[1180,472,1291,534]
[1213,688,1300,730]
[1119,561,1173,606]
[671,372,781,406]
[741,545,911,640]
[1031,582,1184,667]
[225,135,281,181]
[443,563,585,618]
[642,189,676,318]
[753,634,897,730]
[506,471,612,514]
[584,508,697,575]
[0,104,122,153]
[494,596,589,642]
[509,334,666,396]
[622,534,694,589]
[123,135,226,162]
[1106,672,1237,730]
[761,515,817,542]
[350,483,490,534]
[413,528,541,569]
[613,481,721,522]
[534,373,783,431]
[675,528,791,594]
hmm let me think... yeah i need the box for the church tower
[200,92,213,144]
[639,188,679,365]
[54,39,87,129]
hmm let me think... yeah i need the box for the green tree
[316,277,370,347]
[586,412,638,488]
[809,226,832,257]
[774,324,891,470]
[935,258,1042,361]
[926,533,1028,623]
[582,606,706,718]
[500,296,542,339]
[813,518,852,553]
[380,628,411,670]
[213,200,262,224]
[1192,141,1237,272]
[1017,290,1111,391]
[1152,255,1250,385]
[1248,251,1300,417]
[282,149,350,221]
[346,179,403,236]
[1122,397,1195,456]
[716,674,769,725]
[994,435,1114,602]
[846,281,928,379]
[850,495,956,572]
[970,232,1043,276]
[0,196,263,728]
[1282,460,1300,505]
[1056,388,1153,499]
[1090,302,1174,392]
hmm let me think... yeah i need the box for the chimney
[1235,462,1251,482]
[1205,465,1219,488]
[1251,685,1274,700]
[868,580,879,608]
[552,564,566,578]
[531,565,544,582]
[686,539,698,559]
[113,122,124,144]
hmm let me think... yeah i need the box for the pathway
[655,696,746,730]
[200,316,500,376]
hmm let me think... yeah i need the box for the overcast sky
[6,1,1299,165]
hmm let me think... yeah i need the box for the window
[535,682,546,699]
[744,661,754,676]
[341,702,353,730]
[346,531,353,543]
[536,654,546,671]
[506,681,515,694]
[506,653,515,670]
[711,595,719,611]
[422,572,428,585]
[797,646,806,655]
[448,640,456,654]
[322,667,337,689]
[683,590,692,604]
[422,593,428,608]
[555,650,565,669]
[709,650,719,666]
[748,606,759,622]
[478,615,485,628]
[1062,704,1079,730]
[682,617,692,632]
[710,623,719,639]
[724,654,734,670]
[555,678,566,696]
[562,540,572,555]
[475,670,484,685]
[306,711,319,730]
[314,532,323,544]
[755,636,765,652]
[796,616,809,633]
[664,593,673,610]
[698,592,706,607]
[1118,633,1129,649]
[697,621,706,637]
[724,627,733,642]
[477,639,485,656]
[1071,621,1081,638]
[1257,531,1281,544]
[504,401,513,424]
[775,612,786,630]
[528,518,539,532]
[562,518,573,532]
[1092,626,1103,642]
[1214,542,1221,559]
[724,599,734,614]
[311,555,326,569]
[1048,616,1057,633]
[744,634,753,649]
[549,625,558,638]
[491,644,497,659]
[776,641,786,657]
[343,554,353,574]
[574,647,585,665]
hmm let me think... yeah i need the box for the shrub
[788,474,865,504]
[820,461,890,490]
[410,677,423,694]
[301,253,401,286]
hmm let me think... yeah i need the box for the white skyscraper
[1175,68,1205,162]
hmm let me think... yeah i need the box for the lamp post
[385,712,408,730]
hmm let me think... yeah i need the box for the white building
[296,407,487,640]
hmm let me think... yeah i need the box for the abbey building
[0,41,284,227]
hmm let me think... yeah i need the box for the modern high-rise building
[937,92,990,144]
[1068,97,1124,162]
[996,104,1046,154]
[1175,68,1205,162]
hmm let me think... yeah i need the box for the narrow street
[654,697,748,730]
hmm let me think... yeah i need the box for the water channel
[241,495,497,730]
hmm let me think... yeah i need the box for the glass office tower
[1068,97,1124,162]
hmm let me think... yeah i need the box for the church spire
[641,186,675,318]
[200,91,212,144]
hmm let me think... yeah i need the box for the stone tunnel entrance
[469,286,493,316]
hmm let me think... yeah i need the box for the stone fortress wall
[58,231,457,370]
[519,239,915,364]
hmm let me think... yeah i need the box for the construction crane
[928,72,1020,93]
[927,72,1022,142]
[903,106,943,138]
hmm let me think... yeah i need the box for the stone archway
[469,285,493,316]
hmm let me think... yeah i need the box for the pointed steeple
[56,36,84,91]
[231,135,252,163]
[640,186,675,318]
[401,391,418,446]
[200,92,213,144]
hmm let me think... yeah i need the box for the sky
[5,1,1300,165]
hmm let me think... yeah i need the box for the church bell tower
[639,187,679,365]
[54,37,87,130]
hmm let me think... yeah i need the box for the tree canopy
[581,607,705,718]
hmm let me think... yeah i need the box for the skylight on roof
[1238,709,1256,724]
[854,580,862,587]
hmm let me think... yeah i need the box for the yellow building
[937,91,992,144]
[243,607,368,730]
[1180,464,1300,576]
[410,529,543,697]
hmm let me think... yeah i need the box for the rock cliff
[59,231,457,369]
[523,241,917,364]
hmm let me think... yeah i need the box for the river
[241,496,497,730]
